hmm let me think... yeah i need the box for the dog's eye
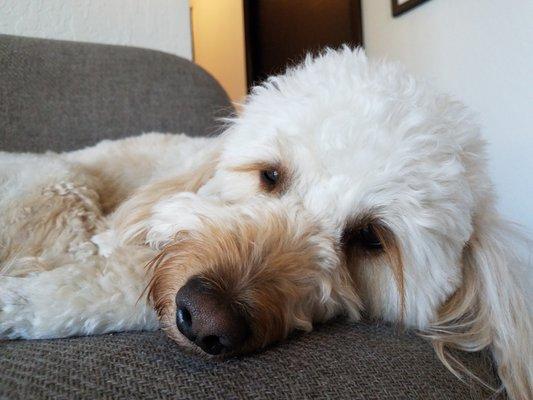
[260,169,280,189]
[342,222,383,253]
[358,224,382,250]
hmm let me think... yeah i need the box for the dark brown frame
[391,0,430,17]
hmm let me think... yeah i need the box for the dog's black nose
[176,277,250,355]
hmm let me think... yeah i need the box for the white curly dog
[0,48,531,399]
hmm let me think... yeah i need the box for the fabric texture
[0,320,501,400]
[0,35,502,399]
[0,34,232,153]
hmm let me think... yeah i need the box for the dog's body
[0,49,531,399]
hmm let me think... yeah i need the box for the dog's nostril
[177,307,192,328]
[198,335,226,355]
[176,306,195,340]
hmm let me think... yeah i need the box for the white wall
[363,0,533,234]
[0,0,192,59]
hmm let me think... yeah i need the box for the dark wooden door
[244,0,363,87]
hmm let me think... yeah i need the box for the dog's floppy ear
[110,144,221,246]
[427,210,532,399]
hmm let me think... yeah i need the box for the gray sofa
[0,35,501,399]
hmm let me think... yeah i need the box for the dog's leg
[0,246,159,339]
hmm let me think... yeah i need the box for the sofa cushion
[0,320,500,399]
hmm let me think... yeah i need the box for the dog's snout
[175,277,249,355]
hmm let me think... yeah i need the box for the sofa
[0,34,501,399]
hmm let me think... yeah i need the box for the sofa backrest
[0,34,233,153]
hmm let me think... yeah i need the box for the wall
[363,0,533,234]
[0,0,192,59]
[190,0,247,102]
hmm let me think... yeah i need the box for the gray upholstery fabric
[0,34,233,153]
[0,34,502,399]
[0,320,500,400]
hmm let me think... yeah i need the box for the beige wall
[190,0,247,102]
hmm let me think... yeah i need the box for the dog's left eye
[260,169,280,190]
[358,224,382,250]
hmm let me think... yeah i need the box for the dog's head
[145,197,360,355]
[194,48,489,326]
[143,48,486,354]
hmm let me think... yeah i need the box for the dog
[0,48,531,399]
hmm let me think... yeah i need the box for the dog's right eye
[260,169,280,190]
[342,221,384,253]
